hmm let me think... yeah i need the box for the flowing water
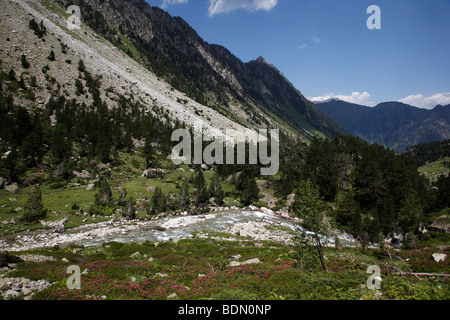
[79,211,357,248]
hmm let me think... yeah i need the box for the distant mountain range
[316,99,450,152]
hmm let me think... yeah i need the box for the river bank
[0,206,359,252]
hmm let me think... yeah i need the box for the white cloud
[312,34,321,43]
[208,0,278,16]
[309,91,375,106]
[399,92,450,109]
[161,0,188,9]
[298,43,307,50]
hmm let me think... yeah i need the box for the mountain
[52,0,344,140]
[316,99,450,152]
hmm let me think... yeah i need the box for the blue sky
[148,0,450,109]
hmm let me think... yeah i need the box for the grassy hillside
[418,157,450,181]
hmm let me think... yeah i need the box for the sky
[147,0,450,109]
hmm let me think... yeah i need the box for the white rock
[167,293,178,299]
[259,207,275,216]
[130,252,141,259]
[242,258,261,265]
[432,253,447,263]
[4,289,20,300]
[231,254,242,261]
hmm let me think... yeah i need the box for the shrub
[47,50,55,61]
[21,54,30,69]
[123,197,136,220]
[95,179,113,207]
[89,205,115,216]
[23,186,47,223]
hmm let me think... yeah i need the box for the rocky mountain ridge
[316,99,450,152]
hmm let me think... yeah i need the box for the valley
[0,0,448,302]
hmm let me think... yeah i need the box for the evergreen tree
[3,149,19,182]
[30,75,37,87]
[123,129,133,153]
[50,124,72,164]
[78,59,86,73]
[38,20,47,37]
[47,50,55,61]
[434,174,450,209]
[8,68,16,81]
[18,74,26,90]
[178,179,190,211]
[117,188,128,207]
[316,157,339,201]
[23,186,47,223]
[123,197,136,220]
[142,133,155,168]
[21,113,45,167]
[209,173,224,206]
[242,178,259,206]
[95,179,113,207]
[399,191,423,238]
[75,79,84,96]
[193,169,209,206]
[21,54,30,69]
[150,186,166,215]
[28,19,46,38]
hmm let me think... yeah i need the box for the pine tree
[150,186,166,215]
[23,186,47,223]
[75,79,84,96]
[8,68,16,80]
[209,173,224,206]
[21,54,30,69]
[95,179,113,207]
[38,20,46,38]
[47,50,55,61]
[123,129,133,153]
[117,188,128,207]
[21,113,44,167]
[30,75,37,87]
[178,179,190,211]
[242,178,259,206]
[123,197,136,220]
[3,149,19,182]
[142,133,154,168]
[50,124,72,164]
[18,74,26,90]
[194,169,209,206]
[78,59,86,73]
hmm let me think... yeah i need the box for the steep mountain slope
[54,0,344,140]
[316,99,450,152]
[0,0,253,142]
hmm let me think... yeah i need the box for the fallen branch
[395,272,450,278]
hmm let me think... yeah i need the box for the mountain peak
[256,56,266,63]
